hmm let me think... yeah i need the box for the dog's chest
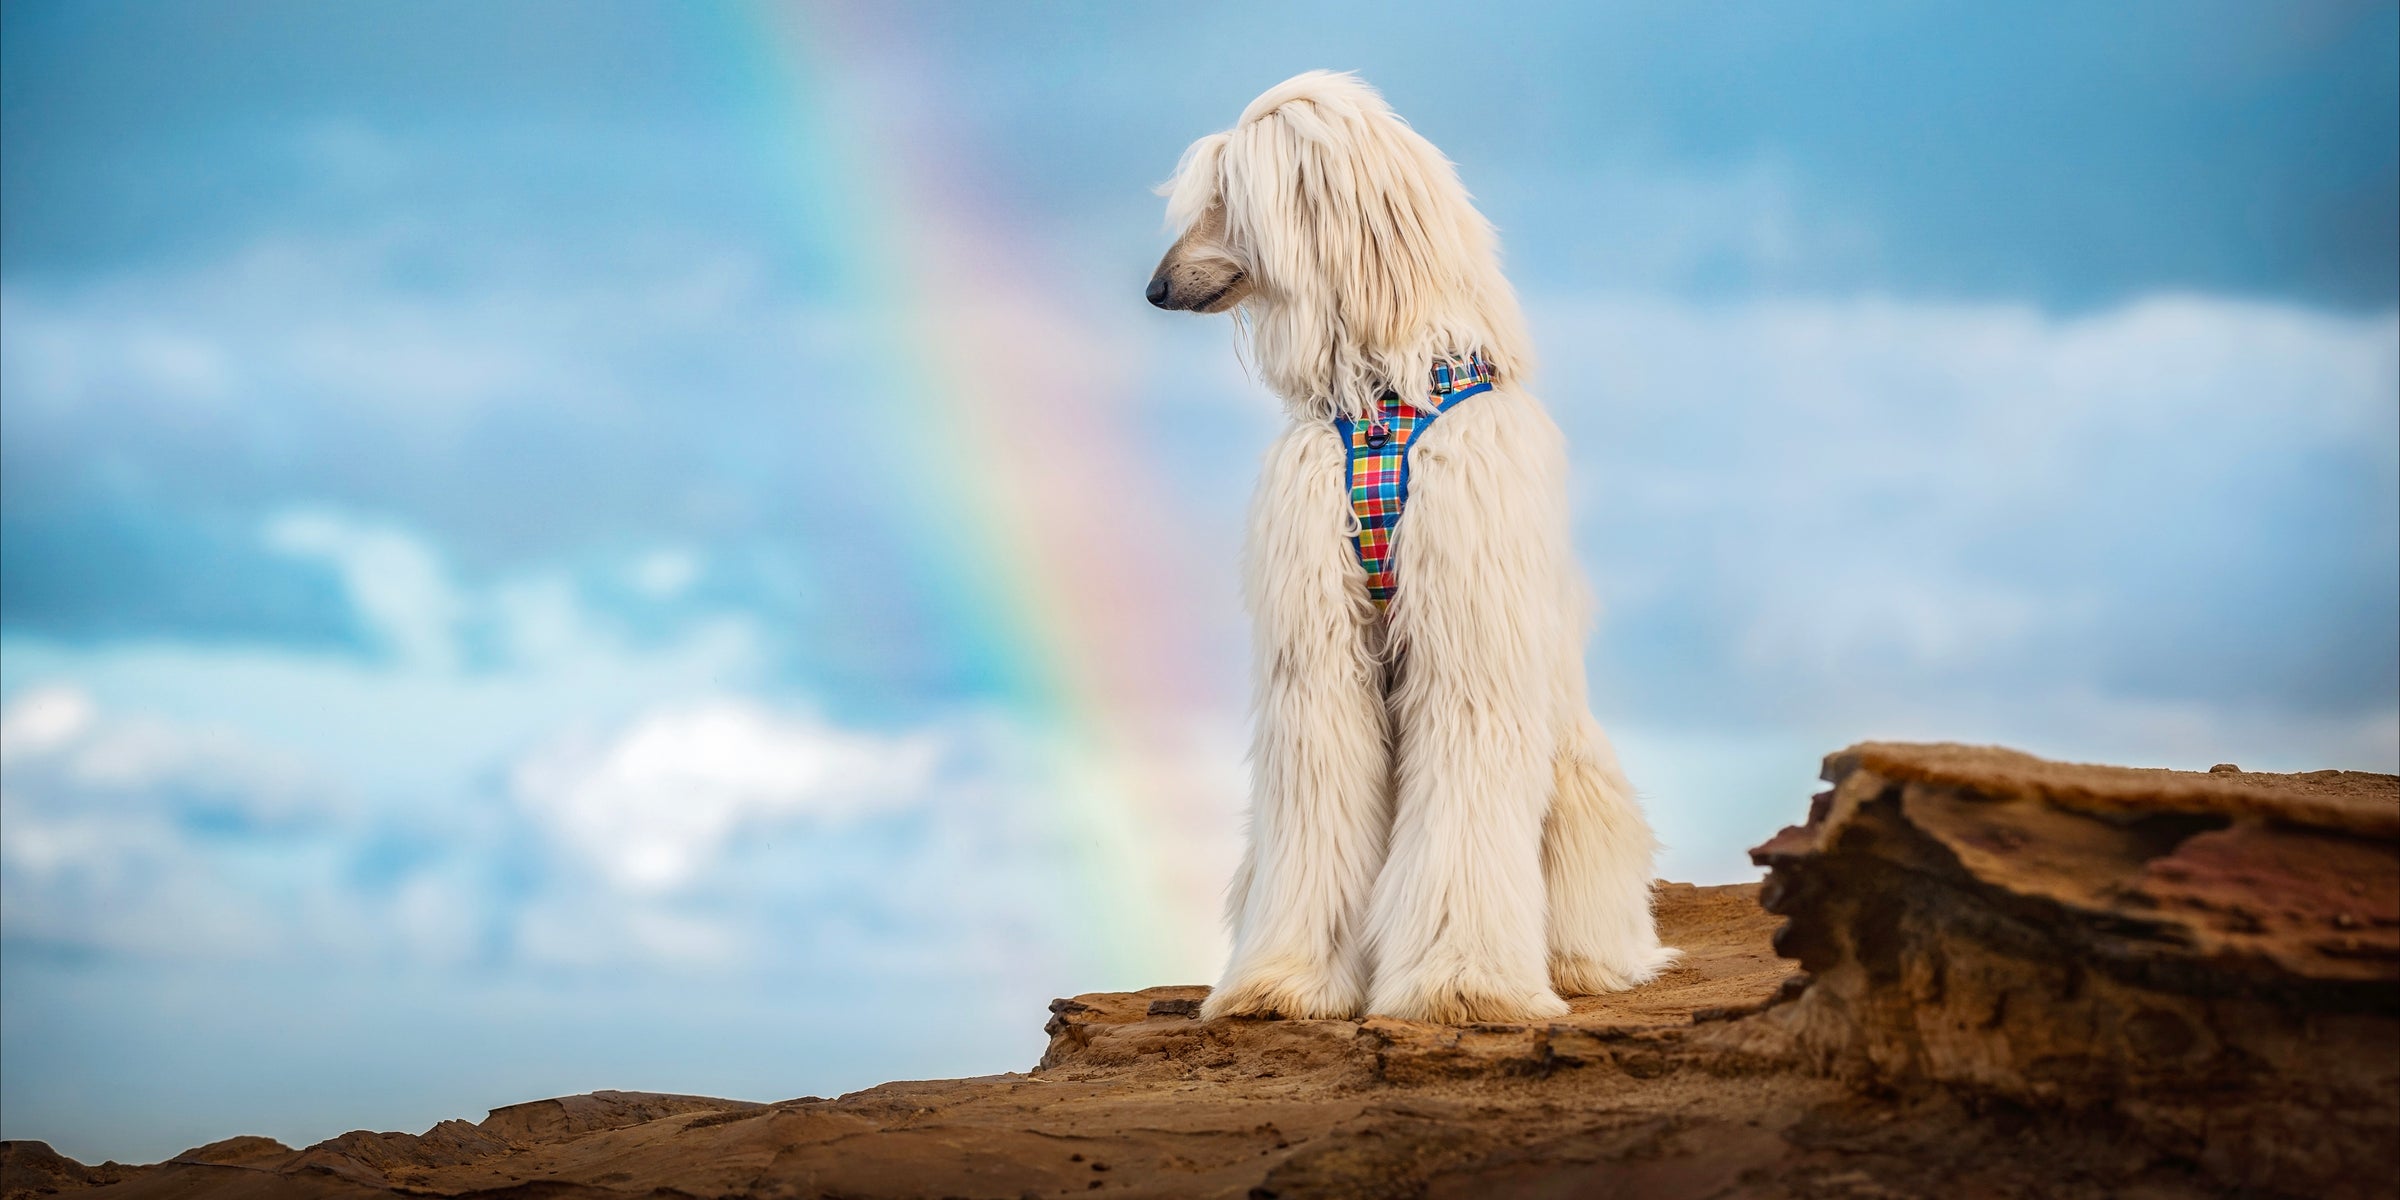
[1333,354,1496,607]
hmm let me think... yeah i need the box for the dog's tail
[1544,716,1682,993]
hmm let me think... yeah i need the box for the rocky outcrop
[0,1142,139,1200]
[1740,743,2400,1198]
[3,743,2392,1199]
[1036,878,1797,1088]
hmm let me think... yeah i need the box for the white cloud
[1495,155,1886,293]
[0,518,799,966]
[1544,292,2399,788]
[0,684,331,824]
[628,549,702,599]
[0,681,1032,975]
[1546,293,2397,525]
[511,701,942,893]
[266,509,464,671]
[0,686,352,958]
[0,228,810,437]
[513,897,748,970]
[0,685,96,759]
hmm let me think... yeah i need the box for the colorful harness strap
[1333,353,1498,608]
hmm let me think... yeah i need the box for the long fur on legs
[1366,385,1577,1023]
[1203,421,1393,1021]
[1149,71,1677,1024]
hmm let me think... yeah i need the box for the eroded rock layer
[3,744,2392,1199]
[1740,743,2400,1196]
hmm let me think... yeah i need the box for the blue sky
[3,0,2395,1164]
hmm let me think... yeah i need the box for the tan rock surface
[4,743,2393,1199]
[1740,742,2400,1198]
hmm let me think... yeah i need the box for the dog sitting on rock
[1146,71,1679,1024]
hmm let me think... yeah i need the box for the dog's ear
[1222,97,1430,353]
[1159,132,1229,232]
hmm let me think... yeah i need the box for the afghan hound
[1145,71,1679,1024]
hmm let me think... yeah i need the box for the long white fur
[1171,71,1680,1024]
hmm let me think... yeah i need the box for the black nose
[1145,276,1171,308]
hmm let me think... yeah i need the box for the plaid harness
[1333,353,1498,607]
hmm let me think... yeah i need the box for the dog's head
[1148,71,1408,316]
[1145,197,1251,314]
[1145,70,1484,317]
[1145,71,1525,415]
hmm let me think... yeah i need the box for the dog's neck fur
[1225,170,1536,424]
[1241,297,1532,424]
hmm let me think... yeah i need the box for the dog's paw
[1200,958,1363,1021]
[1366,970,1571,1024]
[1551,944,1684,996]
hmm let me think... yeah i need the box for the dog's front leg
[1364,396,1572,1024]
[1202,421,1391,1022]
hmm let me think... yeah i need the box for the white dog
[1147,72,1679,1025]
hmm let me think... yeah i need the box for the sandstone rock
[169,1136,295,1167]
[0,1141,139,1200]
[1036,878,1796,1086]
[478,1090,763,1143]
[1742,741,2400,1199]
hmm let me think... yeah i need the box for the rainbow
[713,3,1238,988]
